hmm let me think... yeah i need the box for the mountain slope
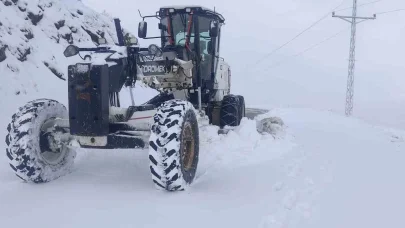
[1,0,122,97]
[0,0,158,144]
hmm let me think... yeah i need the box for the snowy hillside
[1,0,115,96]
[0,0,156,111]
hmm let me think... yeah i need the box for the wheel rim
[39,118,69,165]
[181,121,195,172]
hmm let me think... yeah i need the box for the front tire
[148,99,199,191]
[5,99,76,183]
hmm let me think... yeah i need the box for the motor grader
[5,6,245,191]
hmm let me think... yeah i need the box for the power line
[262,27,350,71]
[248,0,346,67]
[335,0,383,12]
[336,1,405,16]
[376,9,405,15]
[261,7,405,71]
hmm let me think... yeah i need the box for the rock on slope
[0,0,130,101]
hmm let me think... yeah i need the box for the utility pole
[332,0,376,116]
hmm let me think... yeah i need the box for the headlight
[148,44,162,57]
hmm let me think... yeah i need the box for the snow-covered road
[1,107,404,228]
[257,108,405,228]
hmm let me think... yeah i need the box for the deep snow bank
[197,115,295,176]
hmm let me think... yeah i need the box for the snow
[76,63,90,73]
[1,0,405,227]
[160,5,214,12]
[158,5,225,21]
[2,106,405,227]
[76,45,132,66]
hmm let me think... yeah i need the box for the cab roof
[158,5,225,23]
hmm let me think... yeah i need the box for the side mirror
[138,21,147,38]
[63,45,79,57]
[209,20,219,37]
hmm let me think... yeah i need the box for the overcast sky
[83,0,405,128]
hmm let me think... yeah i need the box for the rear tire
[148,99,199,191]
[5,99,76,183]
[237,95,246,122]
[220,94,240,128]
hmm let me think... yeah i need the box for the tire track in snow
[258,147,306,228]
[258,144,334,228]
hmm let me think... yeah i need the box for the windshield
[160,13,213,52]
[160,14,190,46]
